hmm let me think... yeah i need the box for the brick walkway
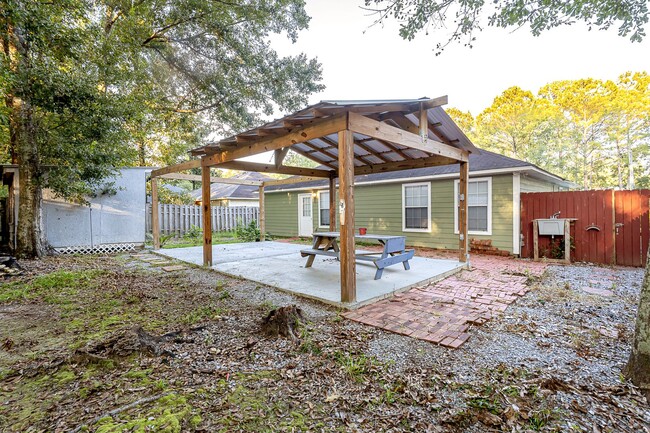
[343,253,547,349]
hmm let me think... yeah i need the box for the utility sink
[536,218,566,236]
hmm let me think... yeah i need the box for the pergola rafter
[150,97,477,304]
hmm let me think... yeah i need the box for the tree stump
[261,305,304,341]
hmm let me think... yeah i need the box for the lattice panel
[55,243,140,255]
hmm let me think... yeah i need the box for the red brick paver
[343,252,547,349]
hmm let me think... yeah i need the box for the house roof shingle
[265,149,562,191]
[190,172,271,201]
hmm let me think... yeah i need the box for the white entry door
[298,194,313,237]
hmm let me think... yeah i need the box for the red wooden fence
[520,190,650,267]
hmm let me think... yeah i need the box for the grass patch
[332,351,381,382]
[181,304,226,325]
[0,269,103,303]
[92,393,200,433]
[0,367,78,430]
[162,232,239,249]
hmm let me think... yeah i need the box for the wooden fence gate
[520,190,650,267]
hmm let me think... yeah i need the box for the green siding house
[265,150,570,255]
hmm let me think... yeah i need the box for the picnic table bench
[300,231,414,280]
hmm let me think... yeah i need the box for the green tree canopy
[459,73,650,189]
[0,0,323,256]
[364,0,649,52]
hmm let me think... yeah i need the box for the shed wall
[43,168,148,248]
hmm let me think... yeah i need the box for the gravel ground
[367,262,643,377]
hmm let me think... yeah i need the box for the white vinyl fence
[146,204,259,237]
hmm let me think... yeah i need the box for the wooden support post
[564,219,570,263]
[338,129,356,303]
[533,220,539,261]
[458,161,469,263]
[151,177,160,250]
[329,176,336,231]
[259,185,265,241]
[201,166,212,266]
[419,103,428,139]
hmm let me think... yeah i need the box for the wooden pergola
[149,97,478,303]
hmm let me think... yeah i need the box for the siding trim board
[513,173,521,255]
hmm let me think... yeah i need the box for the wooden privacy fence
[146,204,259,237]
[520,190,650,267]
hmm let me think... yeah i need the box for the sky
[270,0,650,116]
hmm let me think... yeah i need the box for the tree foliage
[458,73,650,189]
[1,0,323,256]
[364,0,649,52]
[283,149,319,168]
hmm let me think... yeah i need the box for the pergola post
[151,177,160,250]
[328,175,336,231]
[459,160,469,263]
[201,165,213,266]
[338,129,356,303]
[419,102,428,139]
[259,185,265,241]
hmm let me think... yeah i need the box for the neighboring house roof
[160,184,188,195]
[265,149,572,191]
[190,172,271,201]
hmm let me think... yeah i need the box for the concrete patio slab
[155,241,465,308]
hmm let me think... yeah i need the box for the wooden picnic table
[300,231,414,280]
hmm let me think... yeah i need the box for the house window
[468,181,489,232]
[319,191,330,227]
[402,183,431,232]
[455,177,492,235]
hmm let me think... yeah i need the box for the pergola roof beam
[216,160,333,178]
[274,148,290,169]
[352,140,391,163]
[158,172,262,186]
[263,176,324,187]
[348,112,468,162]
[151,159,201,178]
[353,155,457,176]
[317,135,377,166]
[201,113,347,166]
[290,146,338,169]
[312,96,448,116]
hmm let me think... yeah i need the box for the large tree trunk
[3,19,46,258]
[625,245,650,395]
[12,96,45,258]
[626,133,635,190]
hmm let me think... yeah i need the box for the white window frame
[454,177,492,236]
[402,182,432,233]
[317,190,330,228]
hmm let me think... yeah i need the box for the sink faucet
[550,211,561,219]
